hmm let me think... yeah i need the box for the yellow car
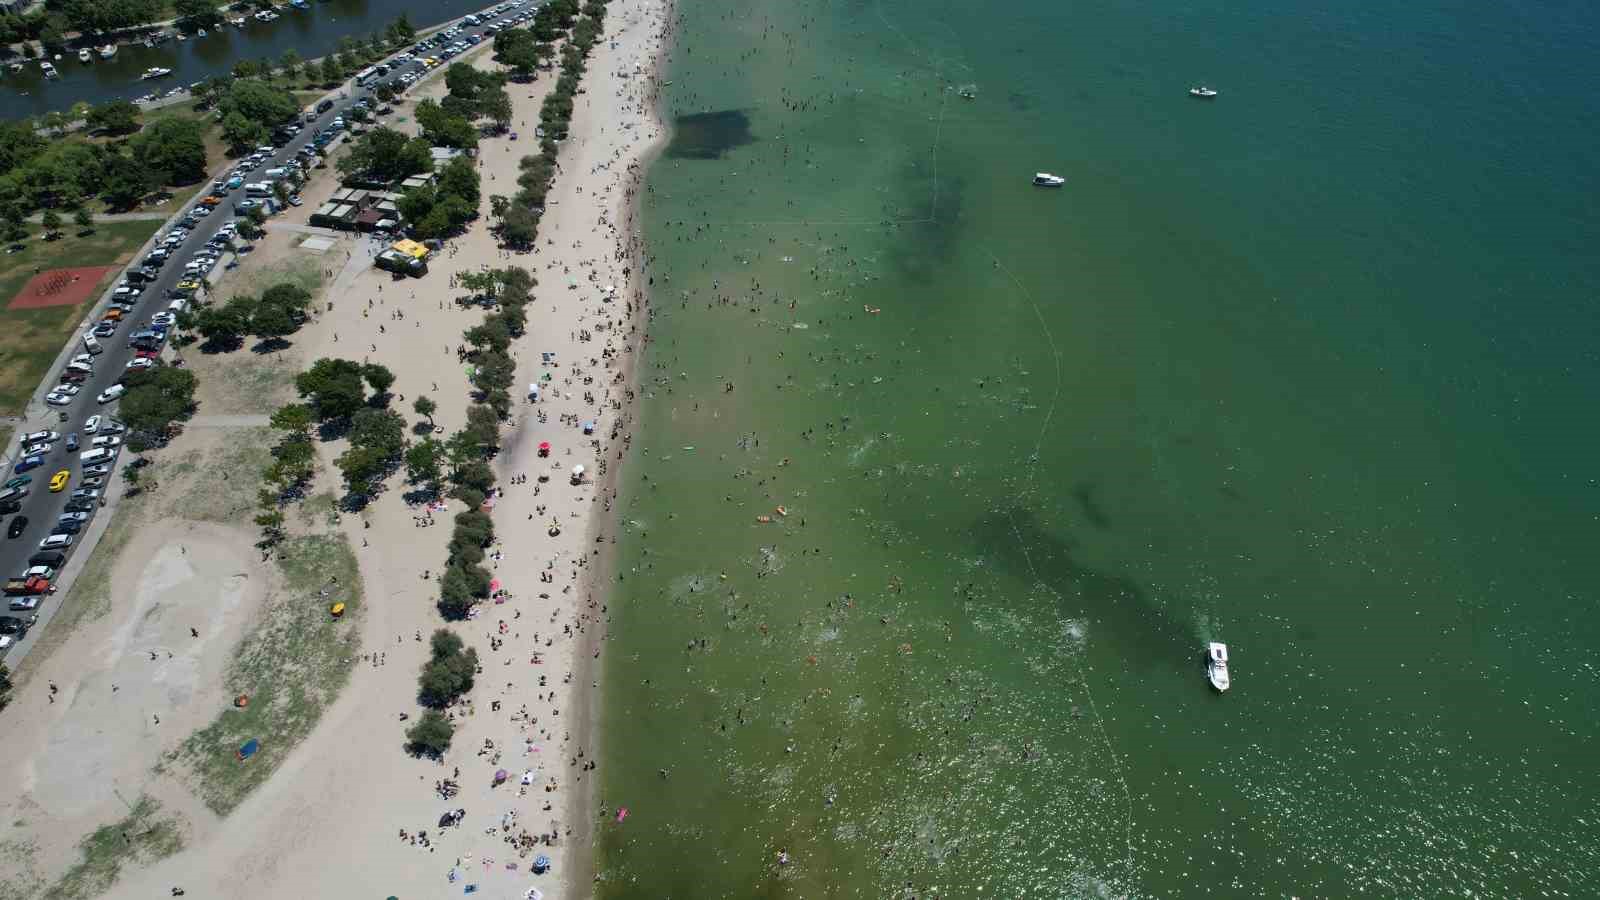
[48,469,70,492]
[176,279,202,291]
[424,57,440,67]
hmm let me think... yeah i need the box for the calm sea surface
[596,0,1600,895]
[0,0,491,119]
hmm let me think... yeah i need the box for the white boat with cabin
[1032,173,1066,188]
[1189,85,1218,99]
[141,67,174,80]
[1206,642,1230,692]
[78,48,93,63]
[99,44,117,59]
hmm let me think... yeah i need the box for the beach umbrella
[532,855,551,874]
[489,579,501,593]
[494,769,508,783]
[581,420,595,434]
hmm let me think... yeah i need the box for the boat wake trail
[985,247,1137,892]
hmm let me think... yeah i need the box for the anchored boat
[1205,642,1230,692]
[1189,85,1218,98]
[1032,172,1066,188]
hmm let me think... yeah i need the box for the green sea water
[595,0,1600,895]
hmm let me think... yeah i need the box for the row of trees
[489,0,610,248]
[193,281,311,351]
[403,0,609,760]
[405,630,476,755]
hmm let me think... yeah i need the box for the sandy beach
[0,0,672,896]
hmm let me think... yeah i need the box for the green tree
[100,153,150,210]
[221,111,268,156]
[336,127,433,184]
[360,362,395,399]
[129,118,207,185]
[195,296,254,350]
[465,404,502,447]
[349,407,406,458]
[217,78,299,127]
[260,282,312,314]
[250,300,298,344]
[174,0,220,26]
[119,367,199,435]
[414,99,478,150]
[279,48,301,80]
[39,209,60,237]
[269,402,315,439]
[232,59,260,80]
[86,99,141,136]
[438,565,475,620]
[412,395,437,426]
[295,357,367,420]
[404,709,454,757]
[390,12,415,42]
[0,664,11,713]
[334,444,386,496]
[319,55,343,84]
[405,436,445,488]
[73,206,93,233]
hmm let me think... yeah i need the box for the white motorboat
[1189,86,1218,99]
[78,48,93,63]
[1206,642,1230,692]
[99,44,117,59]
[141,67,174,80]
[1032,172,1066,188]
[40,61,58,78]
[196,28,207,36]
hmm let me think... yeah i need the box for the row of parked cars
[2,415,134,646]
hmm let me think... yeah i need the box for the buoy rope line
[986,247,1137,891]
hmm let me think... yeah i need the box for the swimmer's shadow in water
[666,109,756,160]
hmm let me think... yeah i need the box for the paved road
[0,2,531,665]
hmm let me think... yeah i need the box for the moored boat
[1206,642,1230,692]
[1189,85,1218,98]
[1032,172,1066,188]
[40,61,58,78]
[78,48,93,63]
[99,43,117,59]
[141,67,174,80]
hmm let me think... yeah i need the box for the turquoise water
[596,0,1600,895]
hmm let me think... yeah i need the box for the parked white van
[79,447,116,466]
[82,332,103,355]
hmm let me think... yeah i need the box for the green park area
[0,220,157,414]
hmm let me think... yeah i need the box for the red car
[135,349,161,360]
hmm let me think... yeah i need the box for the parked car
[13,456,43,474]
[48,470,70,492]
[6,517,27,539]
[39,533,73,550]
[97,385,126,404]
[20,431,57,445]
[90,435,122,450]
[65,433,79,452]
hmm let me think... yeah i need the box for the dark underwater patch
[666,109,756,160]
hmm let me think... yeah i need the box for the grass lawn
[0,220,159,415]
[47,795,184,900]
[167,531,363,816]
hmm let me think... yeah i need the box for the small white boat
[141,67,174,80]
[1032,172,1066,188]
[99,44,117,59]
[1189,86,1218,99]
[78,48,93,63]
[1206,642,1230,692]
[40,61,58,78]
[196,28,208,36]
